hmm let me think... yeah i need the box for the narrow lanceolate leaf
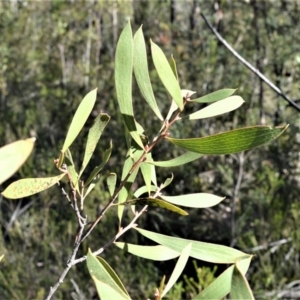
[167,125,289,155]
[133,27,163,120]
[107,173,117,197]
[114,242,180,261]
[146,152,202,167]
[161,193,225,208]
[191,88,237,103]
[119,198,188,216]
[161,243,192,297]
[79,113,110,178]
[2,174,66,199]
[194,256,253,300]
[161,174,174,189]
[86,249,131,300]
[150,40,183,110]
[67,164,80,193]
[170,55,179,80]
[186,96,244,120]
[115,21,144,149]
[193,265,234,300]
[118,146,143,222]
[62,89,97,152]
[84,141,112,187]
[140,160,152,195]
[84,175,101,199]
[135,228,251,264]
[231,264,255,300]
[0,137,35,185]
[133,185,157,198]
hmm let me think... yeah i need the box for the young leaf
[135,228,251,264]
[2,174,66,199]
[190,88,237,103]
[161,174,174,189]
[114,242,180,261]
[119,198,188,216]
[185,96,244,120]
[86,249,131,300]
[79,113,110,178]
[84,174,101,199]
[146,152,202,167]
[0,137,35,185]
[231,264,255,300]
[133,26,163,120]
[161,243,192,297]
[84,141,112,187]
[62,88,97,152]
[160,193,225,208]
[150,40,183,110]
[107,173,117,197]
[167,125,289,155]
[67,164,80,193]
[115,21,144,149]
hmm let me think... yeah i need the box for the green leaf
[161,174,174,189]
[193,265,234,300]
[119,198,188,216]
[185,96,244,120]
[62,89,97,152]
[2,174,66,199]
[191,88,237,103]
[167,125,289,155]
[115,21,144,149]
[67,164,80,193]
[133,185,157,198]
[0,138,35,185]
[114,242,180,261]
[146,152,202,167]
[84,175,101,199]
[79,113,110,178]
[140,160,152,196]
[107,173,117,197]
[231,264,255,300]
[150,40,183,110]
[84,141,112,187]
[194,256,253,300]
[135,228,251,264]
[161,193,225,208]
[161,243,192,297]
[0,254,4,262]
[169,55,179,80]
[133,26,163,120]
[118,146,143,222]
[86,249,131,300]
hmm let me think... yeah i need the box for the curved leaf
[150,40,183,110]
[161,193,225,208]
[119,198,188,216]
[2,174,66,199]
[146,152,202,167]
[0,137,35,185]
[135,228,251,264]
[231,265,255,300]
[62,88,97,152]
[161,243,192,297]
[167,125,288,155]
[86,249,131,300]
[133,27,163,120]
[115,21,143,149]
[186,96,244,120]
[79,113,110,178]
[170,55,178,80]
[84,141,112,187]
[133,185,157,198]
[114,242,180,261]
[191,88,237,103]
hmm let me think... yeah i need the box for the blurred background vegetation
[0,0,300,299]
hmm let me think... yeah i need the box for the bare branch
[200,12,300,113]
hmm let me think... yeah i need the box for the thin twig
[200,12,300,113]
